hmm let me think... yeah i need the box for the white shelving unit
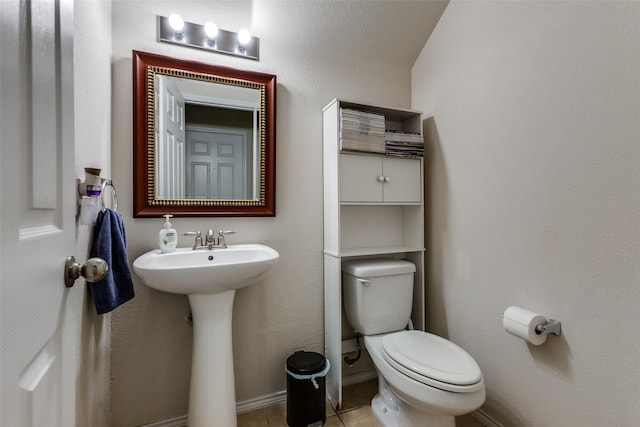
[322,99,425,409]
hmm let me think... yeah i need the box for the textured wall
[74,1,112,426]
[412,2,640,426]
[109,1,417,425]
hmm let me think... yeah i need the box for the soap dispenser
[159,214,177,253]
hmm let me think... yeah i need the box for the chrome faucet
[205,229,216,247]
[184,229,236,250]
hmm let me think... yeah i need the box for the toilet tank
[342,259,416,335]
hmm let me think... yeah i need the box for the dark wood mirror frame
[133,50,276,217]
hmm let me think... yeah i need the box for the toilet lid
[382,330,483,393]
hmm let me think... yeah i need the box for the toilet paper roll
[502,306,548,345]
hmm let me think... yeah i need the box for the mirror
[133,50,276,217]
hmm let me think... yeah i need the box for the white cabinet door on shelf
[339,153,421,203]
[340,154,383,202]
[382,156,421,203]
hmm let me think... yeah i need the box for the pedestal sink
[133,244,279,427]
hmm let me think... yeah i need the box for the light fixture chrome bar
[157,16,259,61]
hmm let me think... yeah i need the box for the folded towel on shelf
[89,208,135,314]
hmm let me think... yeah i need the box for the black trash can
[286,351,330,427]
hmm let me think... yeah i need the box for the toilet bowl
[341,259,486,427]
[365,331,485,427]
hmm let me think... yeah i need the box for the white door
[156,76,186,199]
[185,128,247,199]
[1,1,77,426]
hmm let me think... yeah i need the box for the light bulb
[204,22,218,39]
[237,29,251,46]
[168,14,185,32]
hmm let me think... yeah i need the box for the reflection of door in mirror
[185,126,250,199]
[156,76,186,199]
[155,75,260,201]
[184,104,255,200]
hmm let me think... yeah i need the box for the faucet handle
[182,231,201,236]
[217,230,236,247]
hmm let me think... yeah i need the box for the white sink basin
[132,243,279,427]
[133,244,279,295]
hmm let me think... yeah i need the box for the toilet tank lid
[342,259,415,278]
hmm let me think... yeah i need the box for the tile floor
[237,378,485,427]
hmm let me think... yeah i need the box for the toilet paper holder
[535,319,562,336]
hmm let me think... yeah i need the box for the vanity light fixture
[203,22,219,48]
[158,15,259,60]
[236,29,251,55]
[168,14,185,41]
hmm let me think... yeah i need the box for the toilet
[342,259,486,427]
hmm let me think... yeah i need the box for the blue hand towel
[89,208,135,314]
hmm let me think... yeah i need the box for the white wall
[412,1,640,426]
[74,0,112,426]
[110,1,414,425]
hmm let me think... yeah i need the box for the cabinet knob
[384,176,391,183]
[377,176,385,183]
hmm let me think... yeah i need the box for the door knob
[64,256,108,288]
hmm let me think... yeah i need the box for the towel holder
[78,169,118,223]
[101,179,118,212]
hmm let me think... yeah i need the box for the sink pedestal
[132,244,280,427]
[188,290,237,427]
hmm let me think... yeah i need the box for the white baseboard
[342,369,378,387]
[139,391,287,427]
[138,415,187,427]
[472,408,503,427]
[236,389,286,414]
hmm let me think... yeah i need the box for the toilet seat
[382,330,483,393]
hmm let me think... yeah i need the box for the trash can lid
[286,351,326,375]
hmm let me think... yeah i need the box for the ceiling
[251,0,449,67]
